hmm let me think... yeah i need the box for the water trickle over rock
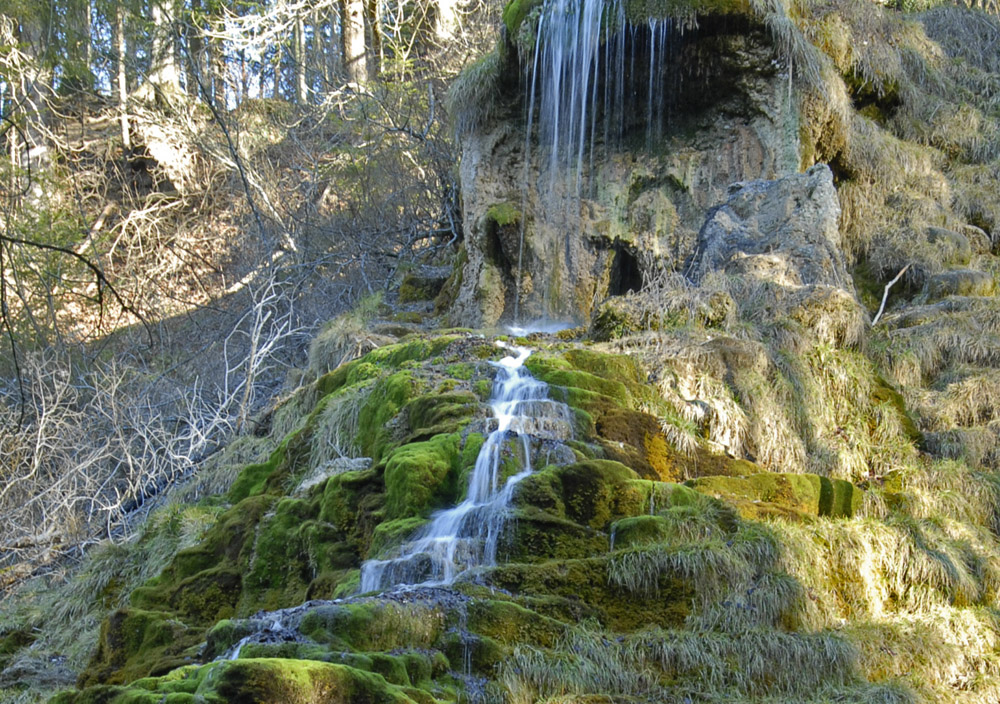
[359,342,573,592]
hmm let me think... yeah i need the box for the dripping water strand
[515,12,547,325]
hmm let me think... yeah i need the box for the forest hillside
[4,0,1000,701]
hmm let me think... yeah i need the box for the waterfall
[525,0,679,195]
[513,0,678,322]
[359,342,573,593]
[530,0,625,200]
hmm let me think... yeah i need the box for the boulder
[960,224,992,256]
[924,269,995,301]
[688,164,849,289]
[925,226,972,267]
[398,268,451,303]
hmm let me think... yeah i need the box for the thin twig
[871,264,911,327]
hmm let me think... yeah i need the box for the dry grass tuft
[305,293,387,381]
[309,383,373,465]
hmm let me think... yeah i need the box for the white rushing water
[528,0,626,202]
[514,0,676,319]
[359,342,573,593]
[525,0,676,195]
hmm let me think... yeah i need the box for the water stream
[359,341,573,593]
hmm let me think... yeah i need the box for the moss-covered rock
[514,459,641,529]
[298,602,445,652]
[924,269,995,301]
[501,507,610,561]
[383,433,462,519]
[79,608,201,687]
[688,472,863,519]
[211,658,419,703]
[466,599,565,647]
[484,558,691,630]
[398,272,449,303]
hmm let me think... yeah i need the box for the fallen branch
[871,264,911,327]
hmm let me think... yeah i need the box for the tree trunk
[365,0,381,78]
[340,0,367,86]
[187,0,206,97]
[63,0,94,93]
[115,4,130,149]
[149,0,182,94]
[211,38,226,106]
[294,14,308,103]
[311,8,327,88]
[435,0,459,43]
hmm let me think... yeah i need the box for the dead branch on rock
[871,264,911,327]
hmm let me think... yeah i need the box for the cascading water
[524,0,681,185]
[513,0,678,322]
[359,342,573,593]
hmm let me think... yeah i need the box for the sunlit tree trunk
[149,0,182,93]
[435,0,459,42]
[115,3,131,149]
[294,14,308,103]
[340,0,367,85]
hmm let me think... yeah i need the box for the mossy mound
[69,334,495,688]
[57,659,423,704]
[688,472,864,520]
[41,329,988,704]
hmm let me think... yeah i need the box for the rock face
[688,164,849,289]
[449,19,800,328]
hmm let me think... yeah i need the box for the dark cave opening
[609,243,643,296]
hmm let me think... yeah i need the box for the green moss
[130,495,276,623]
[0,627,34,656]
[515,460,641,529]
[298,602,444,651]
[688,472,863,519]
[347,361,382,385]
[434,247,467,315]
[502,507,609,561]
[624,0,751,22]
[445,362,475,380]
[369,517,428,557]
[318,468,381,532]
[485,558,690,631]
[228,443,288,502]
[467,599,565,647]
[392,311,424,324]
[473,379,492,400]
[316,358,365,398]
[872,376,923,447]
[526,357,635,407]
[359,371,420,462]
[591,299,645,341]
[239,497,320,612]
[404,391,479,438]
[562,348,645,386]
[485,202,521,227]
[316,336,459,401]
[384,433,462,519]
[80,608,201,687]
[502,0,544,39]
[365,337,458,368]
[211,658,418,704]
[398,273,446,304]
